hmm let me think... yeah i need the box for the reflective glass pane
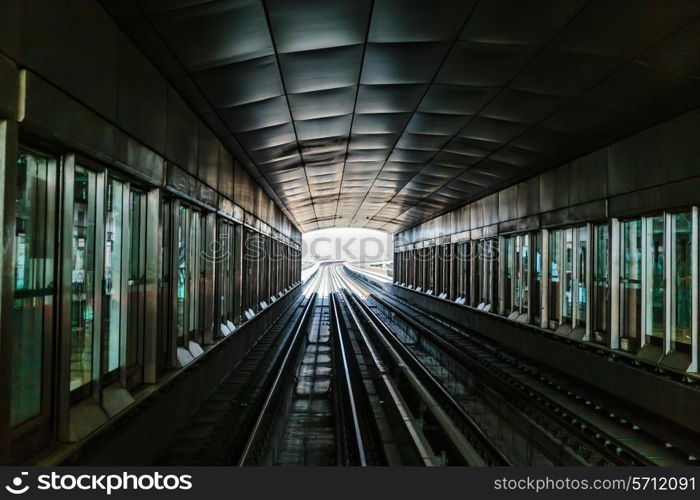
[564,228,574,321]
[521,234,529,312]
[549,230,561,323]
[177,205,188,341]
[11,150,56,426]
[103,179,123,375]
[671,212,692,350]
[128,191,146,367]
[593,224,609,335]
[576,227,587,326]
[157,199,172,372]
[504,237,513,312]
[188,211,199,336]
[533,232,541,320]
[644,216,665,341]
[70,167,97,393]
[621,219,642,343]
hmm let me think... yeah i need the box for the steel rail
[349,269,661,467]
[331,267,439,466]
[237,286,319,465]
[334,267,505,466]
[330,289,368,465]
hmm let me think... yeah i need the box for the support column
[610,218,621,350]
[0,119,18,463]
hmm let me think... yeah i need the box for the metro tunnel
[1,0,699,467]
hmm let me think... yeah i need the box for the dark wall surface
[0,0,300,240]
[397,108,700,244]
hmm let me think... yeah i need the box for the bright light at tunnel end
[302,228,393,263]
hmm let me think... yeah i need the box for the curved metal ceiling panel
[103,0,700,232]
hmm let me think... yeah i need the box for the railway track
[343,265,697,467]
[158,262,694,467]
[332,268,512,466]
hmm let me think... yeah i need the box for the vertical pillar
[610,218,621,350]
[540,229,550,329]
[0,119,18,462]
[58,155,75,441]
[91,171,106,400]
[143,189,160,383]
[690,208,698,372]
[664,213,673,354]
[498,236,506,315]
[584,223,593,341]
[203,212,216,344]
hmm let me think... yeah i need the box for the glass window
[503,237,514,313]
[103,179,124,377]
[593,224,609,338]
[644,216,665,343]
[157,199,172,373]
[621,219,642,348]
[671,212,692,351]
[217,220,232,325]
[70,166,97,395]
[244,228,258,311]
[11,150,57,426]
[188,210,202,341]
[127,191,146,370]
[482,238,497,306]
[176,205,188,342]
[520,234,529,314]
[563,228,574,322]
[426,246,435,291]
[455,242,469,299]
[233,224,242,324]
[549,229,561,324]
[576,226,588,327]
[533,232,542,322]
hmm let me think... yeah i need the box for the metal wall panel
[498,185,517,222]
[199,181,218,208]
[0,53,17,120]
[607,126,661,196]
[470,199,482,229]
[21,0,118,121]
[660,177,700,212]
[166,163,195,197]
[516,214,539,232]
[608,186,663,219]
[116,32,167,154]
[567,199,606,225]
[657,109,700,184]
[539,164,569,212]
[218,145,234,200]
[197,120,219,188]
[482,193,499,225]
[541,207,570,228]
[0,0,21,59]
[12,0,300,235]
[399,109,699,245]
[568,148,607,205]
[234,162,255,212]
[516,176,539,218]
[165,86,198,176]
[113,131,164,185]
[23,72,116,161]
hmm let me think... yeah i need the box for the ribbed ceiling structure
[102,0,700,232]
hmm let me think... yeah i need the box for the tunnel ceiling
[102,0,700,233]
